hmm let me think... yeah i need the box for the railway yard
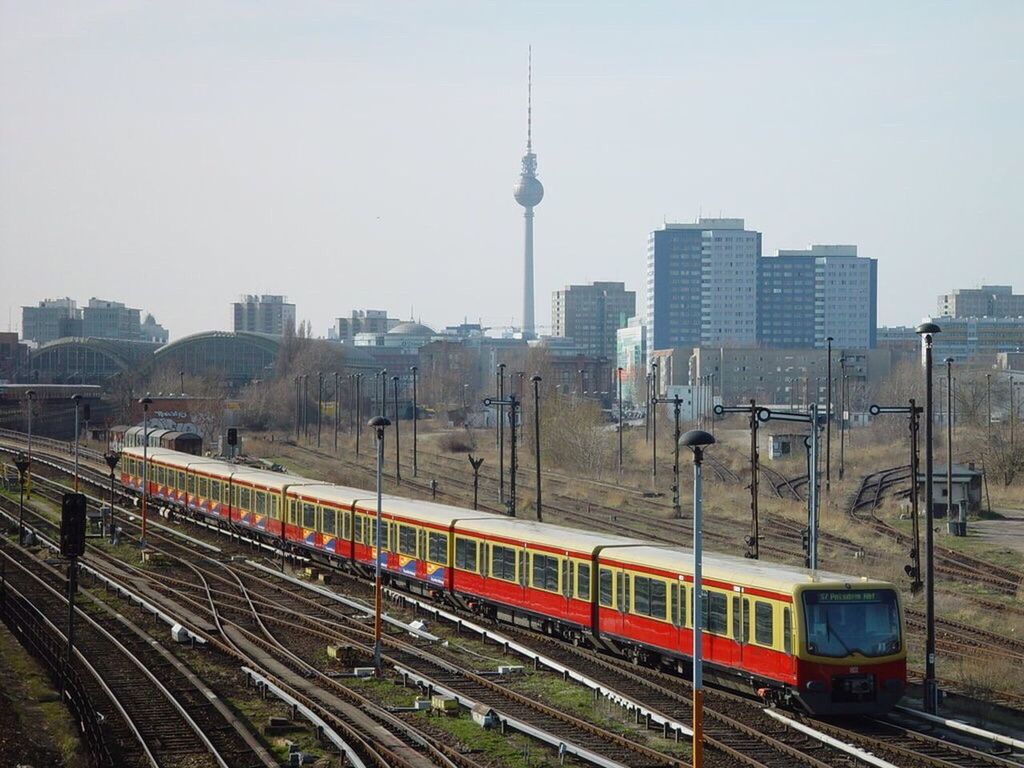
[1,426,1022,768]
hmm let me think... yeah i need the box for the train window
[455,538,477,571]
[287,499,297,525]
[732,596,742,641]
[399,525,417,557]
[211,480,221,502]
[491,546,517,582]
[671,584,681,626]
[705,591,728,635]
[342,511,350,539]
[322,508,336,535]
[427,532,448,565]
[302,503,316,529]
[576,563,591,601]
[389,521,398,552]
[156,466,164,485]
[178,471,185,489]
[755,602,774,646]
[599,569,613,607]
[239,487,252,511]
[270,495,279,520]
[562,560,572,598]
[255,491,266,516]
[519,550,528,587]
[783,607,792,654]
[617,573,630,613]
[531,554,559,593]
[199,477,209,497]
[481,543,490,578]
[633,576,667,620]
[186,474,195,495]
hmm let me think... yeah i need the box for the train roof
[289,483,502,527]
[603,545,884,593]
[456,516,640,555]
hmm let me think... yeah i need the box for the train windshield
[802,588,900,658]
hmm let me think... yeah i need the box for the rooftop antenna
[527,45,533,153]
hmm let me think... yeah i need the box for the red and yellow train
[120,446,906,715]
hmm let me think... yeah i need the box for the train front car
[791,582,905,715]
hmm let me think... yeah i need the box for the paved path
[969,506,1024,556]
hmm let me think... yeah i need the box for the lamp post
[355,374,363,456]
[645,372,651,444]
[945,358,958,536]
[71,394,82,491]
[838,357,847,481]
[616,367,624,476]
[25,390,35,492]
[303,374,309,440]
[14,453,29,544]
[531,375,542,522]
[651,362,659,484]
[410,366,419,477]
[334,371,340,453]
[497,363,506,505]
[316,371,323,448]
[369,416,390,674]
[294,377,300,442]
[392,376,402,485]
[140,396,153,547]
[379,369,387,418]
[825,337,833,494]
[986,373,992,442]
[680,428,716,768]
[104,451,120,542]
[915,321,941,714]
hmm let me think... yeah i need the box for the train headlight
[805,680,826,692]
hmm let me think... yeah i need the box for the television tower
[513,47,544,338]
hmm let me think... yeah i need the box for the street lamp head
[531,374,542,383]
[392,375,399,382]
[26,389,35,400]
[103,450,120,471]
[71,393,82,403]
[915,322,942,336]
[944,357,954,364]
[410,366,417,374]
[680,429,716,449]
[139,396,153,407]
[368,416,390,428]
[827,336,834,343]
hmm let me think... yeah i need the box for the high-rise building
[646,219,761,351]
[937,285,1024,318]
[760,245,877,349]
[141,314,170,344]
[232,295,296,336]
[330,310,397,344]
[82,298,142,341]
[552,281,635,359]
[21,298,80,345]
[615,318,647,404]
[513,48,543,338]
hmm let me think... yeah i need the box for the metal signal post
[714,400,761,559]
[651,394,683,518]
[484,394,520,516]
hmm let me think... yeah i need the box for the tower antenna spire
[527,45,533,152]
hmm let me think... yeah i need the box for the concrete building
[552,281,635,359]
[21,298,79,345]
[615,318,647,404]
[140,314,170,344]
[923,316,1024,361]
[82,298,142,341]
[689,346,892,407]
[938,285,1024,319]
[759,246,877,349]
[330,310,397,344]
[232,295,296,336]
[646,219,761,351]
[0,333,28,381]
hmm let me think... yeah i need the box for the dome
[513,174,544,207]
[388,321,435,337]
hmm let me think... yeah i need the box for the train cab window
[783,607,792,655]
[755,601,774,646]
[732,596,742,641]
[599,568,613,607]
[322,508,337,535]
[302,503,316,529]
[531,553,559,593]
[399,525,417,557]
[491,545,517,582]
[576,563,591,601]
[455,538,477,571]
[427,532,448,565]
[704,591,728,635]
[633,576,667,620]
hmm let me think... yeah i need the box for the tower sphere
[514,175,544,207]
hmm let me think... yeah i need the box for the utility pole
[497,363,506,504]
[825,336,833,494]
[651,394,683,517]
[333,371,340,453]
[410,366,419,477]
[616,367,624,476]
[650,362,659,485]
[715,400,761,559]
[392,376,401,485]
[839,357,847,481]
[316,371,323,448]
[531,375,543,521]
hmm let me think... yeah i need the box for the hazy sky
[2,1,1022,340]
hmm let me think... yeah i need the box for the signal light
[227,428,238,446]
[60,493,87,558]
[904,564,917,577]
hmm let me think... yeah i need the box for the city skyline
[2,2,1022,340]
